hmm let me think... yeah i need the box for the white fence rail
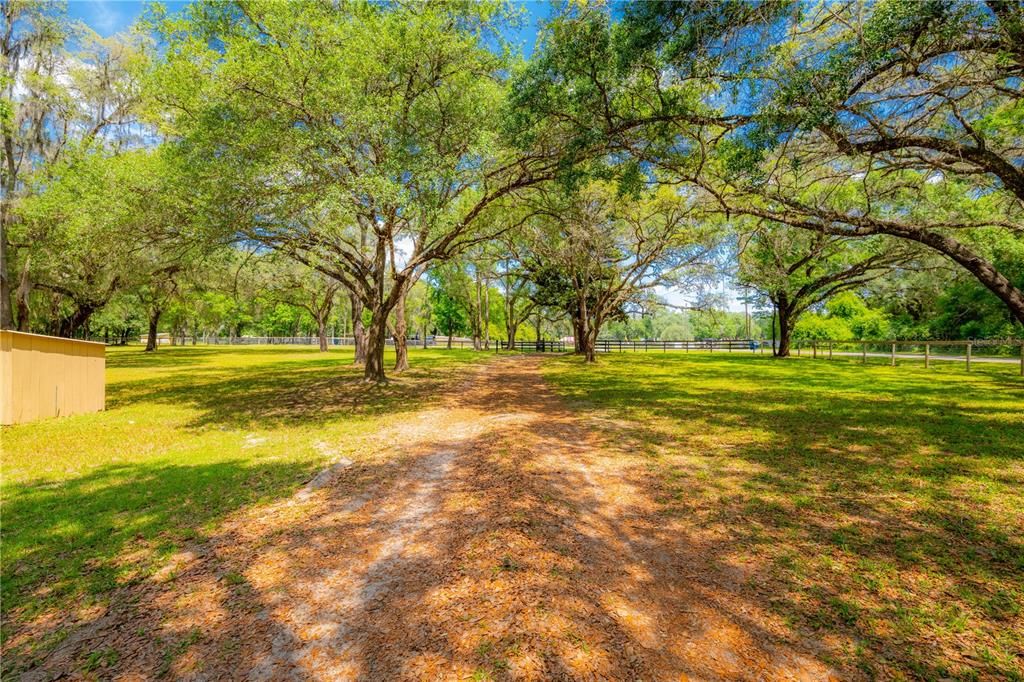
[152,335,1024,375]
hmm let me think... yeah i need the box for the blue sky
[67,0,184,35]
[68,0,553,55]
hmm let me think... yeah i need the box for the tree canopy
[2,0,1021,371]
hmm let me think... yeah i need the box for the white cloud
[91,2,122,34]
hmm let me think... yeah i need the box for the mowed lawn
[0,344,485,669]
[544,353,1024,680]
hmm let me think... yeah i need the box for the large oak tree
[150,0,557,381]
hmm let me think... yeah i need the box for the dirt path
[27,356,841,681]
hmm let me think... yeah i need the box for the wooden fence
[594,339,757,353]
[0,331,105,425]
[199,335,472,347]
[504,337,1024,375]
[786,339,1024,375]
[504,340,567,352]
[137,333,1024,376]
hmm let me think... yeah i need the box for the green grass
[4,345,1023,679]
[0,344,484,665]
[543,352,1024,681]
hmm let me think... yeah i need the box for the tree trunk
[575,295,589,357]
[504,288,513,350]
[775,299,793,358]
[313,288,336,353]
[771,305,777,356]
[58,304,96,339]
[447,333,453,349]
[145,308,162,352]
[483,280,490,350]
[317,317,328,352]
[393,289,409,372]
[572,317,585,354]
[0,210,12,331]
[580,305,600,363]
[15,256,30,332]
[581,323,597,363]
[506,321,518,350]
[393,330,408,371]
[351,293,367,365]
[472,272,483,351]
[363,310,388,382]
[362,234,393,383]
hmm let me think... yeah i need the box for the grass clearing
[3,345,1023,679]
[0,344,485,662]
[543,352,1024,680]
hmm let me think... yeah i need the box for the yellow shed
[0,331,105,425]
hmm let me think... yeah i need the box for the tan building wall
[0,331,105,425]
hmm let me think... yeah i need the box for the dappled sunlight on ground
[9,356,840,681]
[544,353,1024,679]
[4,349,1021,679]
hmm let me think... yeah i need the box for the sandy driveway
[26,356,840,681]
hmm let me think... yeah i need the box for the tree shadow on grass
[0,457,330,676]
[7,353,1022,679]
[3,347,489,672]
[106,345,235,369]
[9,358,843,681]
[547,353,1024,678]
[554,353,1024,462]
[106,349,483,428]
[696,351,1024,394]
